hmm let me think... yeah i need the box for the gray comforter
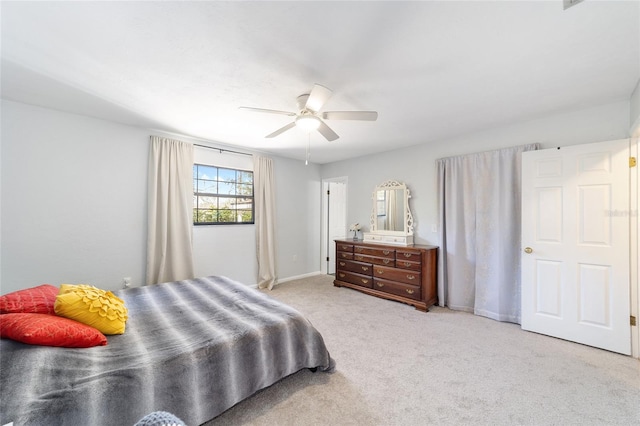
[0,276,334,425]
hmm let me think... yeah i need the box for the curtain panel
[146,136,195,285]
[437,143,539,323]
[253,155,277,290]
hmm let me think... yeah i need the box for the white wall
[272,155,322,280]
[319,100,631,245]
[0,100,3,292]
[1,100,148,293]
[0,100,321,294]
[631,79,640,134]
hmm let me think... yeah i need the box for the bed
[0,276,335,425]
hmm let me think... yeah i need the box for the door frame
[321,176,348,274]
[630,132,639,359]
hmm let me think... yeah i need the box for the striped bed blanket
[0,276,334,425]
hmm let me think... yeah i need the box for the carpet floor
[204,274,640,426]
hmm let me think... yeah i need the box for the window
[193,164,254,225]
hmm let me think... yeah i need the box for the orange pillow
[54,284,128,335]
[0,284,59,314]
[0,313,107,348]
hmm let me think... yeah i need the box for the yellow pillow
[54,284,128,335]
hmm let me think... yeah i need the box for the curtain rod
[150,129,254,157]
[193,143,253,157]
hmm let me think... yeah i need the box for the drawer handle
[339,273,345,278]
[376,282,384,288]
[377,270,384,274]
[407,275,416,280]
[406,288,415,295]
[361,266,369,272]
[340,245,348,250]
[403,253,412,258]
[383,259,391,264]
[339,262,346,266]
[403,262,411,267]
[355,255,363,261]
[361,279,369,284]
[383,250,390,255]
[355,247,363,253]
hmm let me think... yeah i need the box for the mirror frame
[369,180,414,236]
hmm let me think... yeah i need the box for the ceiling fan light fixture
[295,115,321,132]
[240,84,377,141]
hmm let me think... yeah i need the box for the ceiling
[1,1,639,164]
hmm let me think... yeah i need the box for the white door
[321,179,347,274]
[521,139,631,355]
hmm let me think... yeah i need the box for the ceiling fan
[239,84,378,142]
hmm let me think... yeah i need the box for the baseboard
[246,271,325,289]
[277,271,323,285]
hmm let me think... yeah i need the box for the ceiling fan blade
[304,84,333,112]
[322,111,378,121]
[265,122,296,138]
[317,120,339,142]
[239,106,296,116]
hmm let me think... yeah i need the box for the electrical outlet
[123,277,131,288]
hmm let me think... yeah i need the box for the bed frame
[0,276,334,425]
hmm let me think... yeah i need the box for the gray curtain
[253,155,277,290]
[436,143,539,323]
[146,136,195,285]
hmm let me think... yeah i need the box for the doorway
[321,177,348,274]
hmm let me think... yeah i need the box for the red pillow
[0,313,107,348]
[0,284,59,314]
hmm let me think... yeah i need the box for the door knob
[524,247,533,254]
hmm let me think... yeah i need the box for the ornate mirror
[363,180,414,246]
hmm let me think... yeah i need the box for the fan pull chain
[305,134,311,165]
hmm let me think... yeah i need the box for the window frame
[193,163,255,226]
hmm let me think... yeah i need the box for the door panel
[577,263,610,326]
[536,187,563,242]
[535,260,562,317]
[522,139,630,355]
[322,179,347,274]
[578,185,611,245]
[328,182,346,274]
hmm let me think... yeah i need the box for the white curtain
[146,136,195,285]
[253,155,277,290]
[436,143,539,323]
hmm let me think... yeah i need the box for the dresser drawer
[373,265,421,285]
[337,260,373,276]
[336,271,374,289]
[353,253,394,267]
[363,233,414,246]
[373,278,421,301]
[396,248,422,262]
[395,259,421,271]
[336,242,354,253]
[337,251,354,260]
[353,245,394,258]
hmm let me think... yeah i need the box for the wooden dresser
[333,239,438,312]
